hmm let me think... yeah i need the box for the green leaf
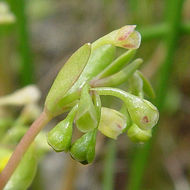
[45,43,91,116]
[93,58,143,87]
[136,70,156,99]
[67,44,116,95]
[75,84,98,133]
[96,49,136,79]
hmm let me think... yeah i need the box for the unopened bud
[127,97,159,130]
[47,105,78,152]
[70,129,97,164]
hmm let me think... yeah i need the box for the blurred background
[0,0,190,189]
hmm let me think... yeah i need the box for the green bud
[4,145,37,190]
[127,123,152,143]
[127,97,159,130]
[75,84,98,133]
[47,105,78,152]
[70,129,97,164]
[91,87,159,130]
[92,25,141,50]
[98,107,127,139]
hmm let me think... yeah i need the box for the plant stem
[127,0,184,189]
[8,0,33,86]
[102,140,116,190]
[0,110,51,190]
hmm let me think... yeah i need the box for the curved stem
[91,87,132,104]
[0,110,51,189]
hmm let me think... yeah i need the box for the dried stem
[0,110,51,190]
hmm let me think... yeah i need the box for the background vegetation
[0,0,190,189]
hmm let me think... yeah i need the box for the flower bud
[47,105,78,152]
[70,129,97,164]
[75,84,98,133]
[92,25,141,51]
[127,96,159,130]
[127,123,152,143]
[98,107,127,139]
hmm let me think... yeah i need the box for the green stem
[102,140,116,190]
[8,0,33,86]
[139,22,190,41]
[127,0,185,189]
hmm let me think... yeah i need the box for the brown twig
[0,110,51,189]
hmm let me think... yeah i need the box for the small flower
[98,107,127,139]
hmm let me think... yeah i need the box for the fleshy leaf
[96,49,136,79]
[45,43,91,116]
[127,123,152,143]
[98,107,127,139]
[93,58,142,87]
[66,44,116,95]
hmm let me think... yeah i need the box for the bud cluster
[45,25,159,164]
